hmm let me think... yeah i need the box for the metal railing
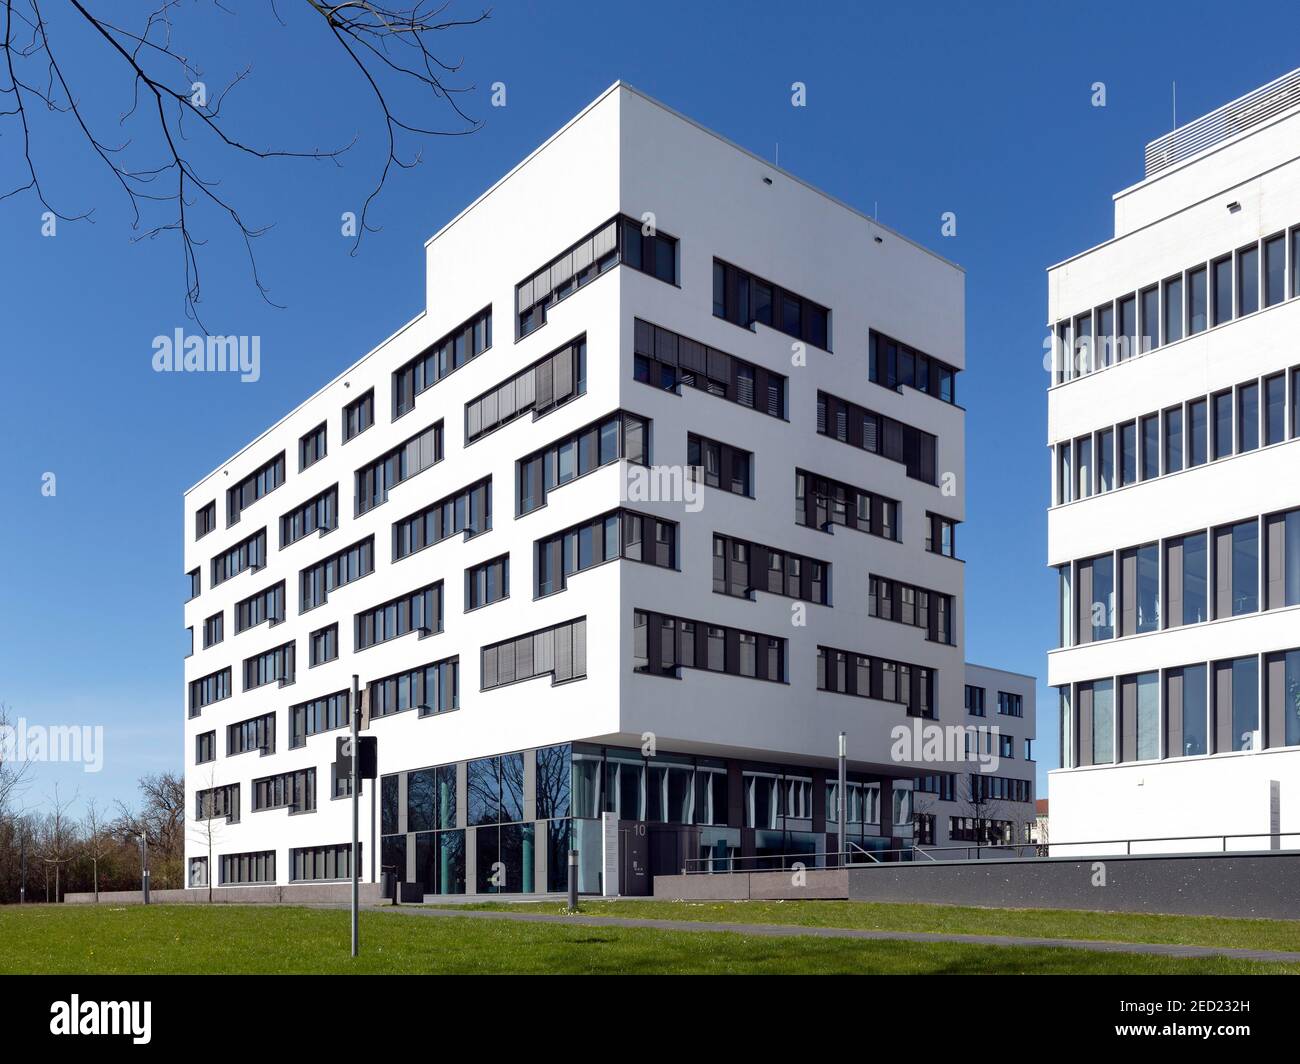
[680,831,1300,874]
[1145,67,1300,176]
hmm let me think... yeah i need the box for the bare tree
[0,1,488,323]
[954,774,1012,850]
[114,771,186,890]
[0,702,33,816]
[38,784,78,902]
[81,797,113,902]
[188,769,226,902]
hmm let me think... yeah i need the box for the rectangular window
[202,612,224,648]
[687,432,752,498]
[1215,656,1259,753]
[1166,532,1208,626]
[637,609,786,685]
[1188,398,1208,467]
[393,477,491,561]
[1077,553,1114,642]
[1091,679,1115,765]
[816,645,932,717]
[816,390,937,484]
[1213,255,1233,325]
[291,843,357,882]
[1075,434,1092,498]
[1238,382,1259,453]
[196,784,240,824]
[1264,508,1300,610]
[1140,414,1159,481]
[227,452,285,526]
[1211,390,1232,460]
[354,582,442,650]
[1187,265,1207,334]
[1265,648,1300,748]
[300,535,374,611]
[517,216,674,337]
[1118,421,1137,486]
[1140,285,1159,351]
[227,711,275,757]
[1162,275,1183,344]
[1097,427,1114,492]
[869,330,958,404]
[195,731,215,764]
[252,768,315,814]
[1264,234,1286,308]
[1214,520,1258,619]
[195,501,216,540]
[299,422,327,470]
[1057,441,1072,504]
[713,258,830,349]
[965,685,986,716]
[242,641,295,691]
[869,574,953,643]
[1238,244,1259,315]
[481,618,587,690]
[187,568,201,601]
[1265,373,1286,445]
[343,388,374,443]
[188,667,232,716]
[517,411,650,515]
[717,534,831,606]
[219,850,274,885]
[1163,406,1183,474]
[795,469,900,542]
[1117,294,1137,361]
[466,554,509,610]
[290,690,350,747]
[310,623,338,667]
[355,422,443,515]
[925,513,958,558]
[393,307,491,418]
[281,486,338,548]
[211,528,266,587]
[1294,228,1300,298]
[537,509,676,596]
[466,336,586,442]
[234,580,285,633]
[1119,543,1160,635]
[997,692,1024,717]
[634,319,787,418]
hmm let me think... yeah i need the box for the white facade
[1046,69,1300,852]
[182,83,1032,893]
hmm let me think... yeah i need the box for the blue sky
[2,0,1298,811]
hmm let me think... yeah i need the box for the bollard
[567,849,578,910]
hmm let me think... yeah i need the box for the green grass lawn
[1,903,1296,974]
[458,898,1300,954]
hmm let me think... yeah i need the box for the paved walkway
[371,904,1300,964]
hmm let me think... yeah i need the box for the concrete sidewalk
[371,904,1300,964]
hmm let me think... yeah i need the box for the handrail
[678,831,1300,874]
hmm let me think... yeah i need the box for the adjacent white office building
[182,83,1035,896]
[1047,69,1300,852]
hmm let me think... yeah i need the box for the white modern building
[182,82,1035,897]
[1047,68,1300,852]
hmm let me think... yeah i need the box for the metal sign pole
[837,732,847,864]
[351,673,360,958]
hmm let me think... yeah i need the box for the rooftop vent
[1144,67,1300,177]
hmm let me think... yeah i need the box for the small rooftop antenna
[1172,81,1177,128]
[775,142,780,167]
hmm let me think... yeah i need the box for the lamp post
[139,833,150,904]
[837,732,847,865]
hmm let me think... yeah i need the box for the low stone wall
[653,868,847,901]
[654,852,1300,919]
[846,851,1300,920]
[63,882,384,906]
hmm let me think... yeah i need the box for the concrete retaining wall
[655,852,1300,919]
[63,882,384,906]
[846,852,1300,919]
[654,869,847,901]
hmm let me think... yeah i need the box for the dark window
[816,646,933,718]
[687,432,752,498]
[816,390,937,484]
[517,411,649,515]
[481,618,587,690]
[310,623,338,667]
[713,258,830,350]
[466,336,586,442]
[355,422,443,515]
[869,331,958,404]
[795,469,899,542]
[281,486,338,548]
[299,422,327,470]
[633,318,786,418]
[537,510,676,597]
[393,477,491,561]
[714,534,830,605]
[354,582,442,650]
[227,452,285,526]
[393,307,492,418]
[466,555,509,610]
[343,389,374,443]
[300,535,374,611]
[635,609,785,684]
[368,657,459,719]
[195,501,216,540]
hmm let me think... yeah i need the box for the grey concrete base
[846,851,1300,920]
[654,868,847,901]
[63,883,385,906]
